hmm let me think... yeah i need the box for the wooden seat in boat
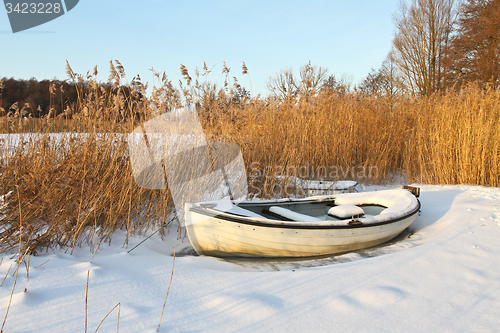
[267,206,323,222]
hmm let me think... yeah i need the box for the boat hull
[185,202,419,257]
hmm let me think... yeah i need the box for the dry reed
[1,246,31,332]
[83,266,121,333]
[85,269,89,333]
[0,132,173,254]
[157,246,176,332]
[93,302,120,333]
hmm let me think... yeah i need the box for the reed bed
[404,85,500,186]
[0,132,174,254]
[0,63,498,254]
[209,84,499,194]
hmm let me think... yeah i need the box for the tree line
[0,78,79,118]
[359,0,500,96]
[0,77,144,119]
[1,0,498,121]
[267,0,500,98]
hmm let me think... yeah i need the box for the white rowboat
[185,187,421,257]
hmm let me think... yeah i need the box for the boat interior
[208,200,388,223]
[194,187,420,225]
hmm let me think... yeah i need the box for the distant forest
[1,0,499,119]
[0,78,141,118]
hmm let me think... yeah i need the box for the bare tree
[446,0,500,89]
[299,62,329,95]
[359,68,384,95]
[267,62,328,99]
[320,74,353,96]
[267,68,298,99]
[392,0,457,95]
[360,50,405,97]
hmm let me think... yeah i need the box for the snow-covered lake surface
[1,184,499,332]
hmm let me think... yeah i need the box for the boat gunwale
[188,199,421,230]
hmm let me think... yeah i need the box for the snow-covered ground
[1,184,499,332]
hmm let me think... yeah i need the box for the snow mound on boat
[328,204,365,219]
[334,189,419,223]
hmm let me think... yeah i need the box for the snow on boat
[185,187,421,257]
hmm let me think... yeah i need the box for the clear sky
[1,0,400,97]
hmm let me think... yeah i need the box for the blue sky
[1,0,399,96]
